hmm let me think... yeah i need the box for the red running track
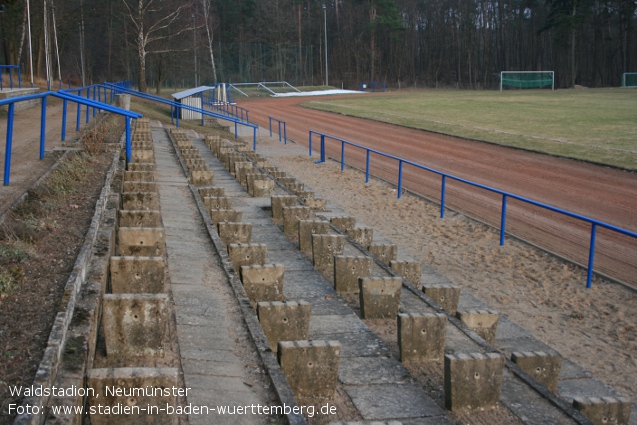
[239,95,637,287]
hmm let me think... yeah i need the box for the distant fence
[0,65,23,90]
[308,130,637,289]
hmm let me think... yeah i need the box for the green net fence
[500,72,554,89]
[216,43,314,86]
[622,73,637,87]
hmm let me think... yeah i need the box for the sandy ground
[255,135,637,404]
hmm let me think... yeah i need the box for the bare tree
[121,0,192,92]
[200,0,218,83]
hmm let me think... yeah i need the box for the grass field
[303,88,637,170]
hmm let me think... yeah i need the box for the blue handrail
[309,130,637,289]
[0,65,23,89]
[268,117,287,144]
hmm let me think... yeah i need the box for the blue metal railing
[2,90,141,186]
[207,101,250,123]
[309,130,637,289]
[268,117,287,144]
[0,65,23,90]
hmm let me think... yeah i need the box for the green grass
[303,88,637,170]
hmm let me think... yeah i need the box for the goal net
[621,73,637,88]
[500,71,554,91]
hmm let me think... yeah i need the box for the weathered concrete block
[312,234,346,272]
[87,367,179,425]
[288,183,305,194]
[368,244,398,266]
[572,396,632,425]
[271,195,297,219]
[122,181,157,193]
[251,179,275,197]
[234,161,252,178]
[187,164,208,172]
[218,222,252,245]
[203,196,233,210]
[110,256,166,294]
[119,210,162,228]
[333,256,372,294]
[444,353,504,412]
[263,166,279,174]
[131,141,152,150]
[331,216,356,231]
[511,351,563,392]
[197,186,225,198]
[121,192,160,211]
[227,243,267,271]
[257,301,311,352]
[296,191,315,202]
[278,340,341,402]
[102,294,169,357]
[422,284,461,315]
[398,313,447,362]
[246,173,267,194]
[117,227,165,257]
[270,171,286,179]
[130,150,154,163]
[208,209,242,225]
[390,260,422,286]
[282,206,311,236]
[346,227,374,249]
[256,160,271,168]
[240,264,285,306]
[298,220,331,253]
[456,310,499,345]
[126,163,154,172]
[185,158,205,168]
[305,198,327,210]
[358,277,402,319]
[124,171,154,182]
[189,170,213,186]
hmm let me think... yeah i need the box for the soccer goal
[621,73,637,88]
[500,71,554,91]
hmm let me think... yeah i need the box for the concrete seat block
[331,216,356,231]
[368,244,398,266]
[271,195,297,219]
[251,179,275,197]
[312,234,346,272]
[203,196,233,210]
[422,284,461,315]
[256,160,271,168]
[122,182,157,194]
[257,300,311,352]
[346,227,374,249]
[398,313,447,362]
[234,161,252,178]
[456,310,499,345]
[278,340,341,402]
[110,256,166,294]
[263,166,279,174]
[305,198,327,210]
[511,351,563,392]
[189,170,214,186]
[197,186,225,198]
[119,210,162,228]
[218,222,252,245]
[390,260,422,286]
[131,142,153,150]
[246,173,267,193]
[444,352,505,412]
[121,192,160,211]
[572,396,632,425]
[102,294,169,358]
[117,227,165,257]
[288,183,305,194]
[208,209,242,225]
[334,256,372,294]
[359,277,402,319]
[296,191,315,201]
[187,164,208,172]
[270,171,286,179]
[184,158,205,167]
[124,171,154,182]
[87,367,179,425]
[126,163,155,172]
[299,220,331,253]
[282,206,311,235]
[130,149,154,163]
[227,243,267,270]
[240,264,285,306]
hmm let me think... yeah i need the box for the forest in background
[0,0,635,91]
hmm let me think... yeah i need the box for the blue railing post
[278,121,282,142]
[85,89,90,123]
[18,68,22,88]
[500,195,508,246]
[587,224,597,288]
[365,150,371,183]
[441,175,446,218]
[76,90,82,131]
[40,96,47,159]
[62,99,68,141]
[397,160,403,199]
[93,86,97,116]
[234,122,238,139]
[9,70,13,89]
[320,135,326,163]
[269,117,273,137]
[309,132,313,156]
[4,103,15,185]
[283,122,287,144]
[341,141,345,171]
[253,127,257,151]
[176,106,180,128]
[125,117,132,164]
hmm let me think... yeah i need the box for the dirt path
[0,98,80,218]
[239,95,637,287]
